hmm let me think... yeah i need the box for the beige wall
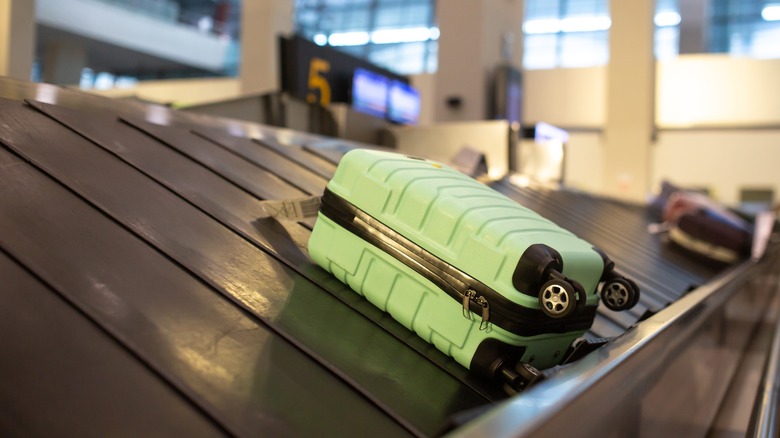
[653,130,780,205]
[521,56,780,129]
[562,132,606,195]
[522,67,606,128]
[409,73,436,126]
[515,55,780,206]
[434,0,523,122]
[657,56,780,128]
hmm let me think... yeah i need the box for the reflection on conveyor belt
[0,251,226,436]
[0,88,734,436]
[0,141,408,437]
[36,99,514,398]
[0,99,494,437]
[124,116,311,200]
[187,125,330,196]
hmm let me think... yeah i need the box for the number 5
[306,58,331,106]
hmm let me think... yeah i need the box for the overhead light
[523,16,611,34]
[560,15,611,33]
[323,27,440,47]
[762,4,780,21]
[313,33,327,46]
[523,19,561,35]
[655,11,681,27]
[328,31,370,46]
[370,27,437,44]
[197,16,213,32]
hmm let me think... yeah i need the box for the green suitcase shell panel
[309,213,580,370]
[308,150,606,371]
[322,149,604,306]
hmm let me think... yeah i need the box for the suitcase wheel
[539,279,577,318]
[601,277,640,311]
[501,362,543,396]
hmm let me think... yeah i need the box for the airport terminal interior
[1,0,780,436]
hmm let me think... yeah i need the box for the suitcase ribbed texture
[310,150,604,370]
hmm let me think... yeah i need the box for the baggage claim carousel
[1,78,778,437]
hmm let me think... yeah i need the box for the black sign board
[279,35,408,106]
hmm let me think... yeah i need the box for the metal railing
[453,249,780,437]
[748,271,780,438]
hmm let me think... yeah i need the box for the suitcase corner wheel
[538,274,587,319]
[600,276,640,311]
[593,247,640,311]
[501,361,543,395]
[475,345,544,395]
[513,244,589,319]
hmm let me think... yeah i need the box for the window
[293,0,438,75]
[654,0,780,60]
[655,0,681,59]
[710,0,780,58]
[522,0,610,69]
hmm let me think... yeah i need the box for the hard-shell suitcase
[308,149,639,391]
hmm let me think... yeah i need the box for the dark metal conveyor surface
[0,78,774,437]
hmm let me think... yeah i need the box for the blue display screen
[351,68,389,118]
[387,80,421,125]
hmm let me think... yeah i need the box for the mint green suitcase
[308,149,638,391]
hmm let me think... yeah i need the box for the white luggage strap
[258,196,322,221]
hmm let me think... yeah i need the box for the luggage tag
[258,196,322,221]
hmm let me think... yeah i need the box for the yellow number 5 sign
[306,58,331,106]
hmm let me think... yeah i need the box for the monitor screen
[351,68,389,118]
[534,122,569,143]
[492,65,522,123]
[387,80,421,125]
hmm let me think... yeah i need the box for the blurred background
[1,0,779,205]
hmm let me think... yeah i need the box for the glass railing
[92,0,236,38]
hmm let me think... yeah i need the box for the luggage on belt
[307,149,639,392]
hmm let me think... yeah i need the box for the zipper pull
[476,296,490,330]
[462,289,476,320]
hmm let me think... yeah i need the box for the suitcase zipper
[462,290,490,330]
[319,189,596,337]
[476,296,490,330]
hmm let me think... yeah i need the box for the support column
[0,0,36,80]
[41,41,86,85]
[434,0,523,122]
[239,0,293,95]
[603,0,655,201]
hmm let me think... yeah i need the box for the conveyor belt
[0,251,224,437]
[0,79,757,437]
[28,98,509,395]
[0,98,500,437]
